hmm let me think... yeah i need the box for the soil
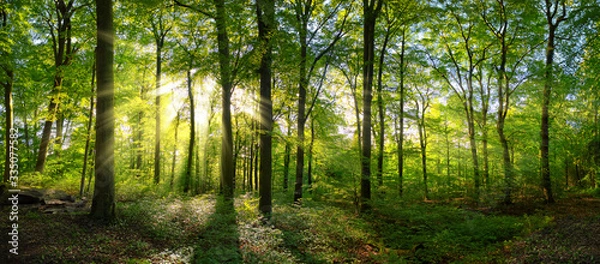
[1,194,599,263]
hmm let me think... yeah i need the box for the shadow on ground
[194,196,242,263]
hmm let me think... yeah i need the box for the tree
[214,0,235,199]
[257,0,274,215]
[361,0,384,212]
[90,0,115,220]
[412,78,434,200]
[479,0,540,204]
[290,0,348,203]
[1,3,14,183]
[428,1,492,199]
[146,2,173,185]
[36,0,82,173]
[540,0,568,204]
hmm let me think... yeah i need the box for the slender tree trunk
[294,11,308,203]
[90,0,115,220]
[540,0,565,204]
[80,57,95,197]
[154,44,162,184]
[497,40,514,204]
[215,0,235,199]
[248,120,255,192]
[307,116,315,191]
[3,70,13,183]
[397,29,406,197]
[36,0,75,173]
[361,0,383,212]
[376,25,391,188]
[170,111,181,188]
[465,83,481,200]
[283,111,291,191]
[257,0,274,215]
[417,104,428,200]
[184,69,195,193]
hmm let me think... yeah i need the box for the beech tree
[257,0,274,215]
[35,0,82,173]
[90,0,115,220]
[361,0,384,212]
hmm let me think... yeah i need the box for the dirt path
[502,198,600,263]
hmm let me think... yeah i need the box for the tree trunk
[308,116,316,190]
[417,104,428,200]
[257,0,274,215]
[397,29,406,197]
[80,56,95,197]
[376,25,391,188]
[184,69,195,193]
[3,69,13,183]
[540,0,565,204]
[170,111,181,188]
[154,44,162,185]
[37,0,76,173]
[294,8,308,203]
[215,0,235,199]
[361,0,383,212]
[283,111,291,191]
[90,0,115,220]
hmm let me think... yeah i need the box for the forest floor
[1,190,600,264]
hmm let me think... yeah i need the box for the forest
[1,0,600,263]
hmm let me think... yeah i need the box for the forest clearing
[1,0,600,263]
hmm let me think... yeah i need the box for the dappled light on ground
[1,192,600,263]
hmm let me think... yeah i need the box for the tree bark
[36,0,76,173]
[376,25,391,188]
[293,1,309,203]
[90,0,115,220]
[361,0,383,212]
[170,111,181,188]
[257,0,274,215]
[3,69,13,183]
[283,111,291,191]
[540,0,566,204]
[215,0,235,199]
[80,54,95,197]
[184,69,195,193]
[397,29,406,197]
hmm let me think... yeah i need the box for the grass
[3,188,600,263]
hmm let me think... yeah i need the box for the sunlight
[159,74,217,136]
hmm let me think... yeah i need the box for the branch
[307,7,348,80]
[306,56,331,118]
[172,0,214,18]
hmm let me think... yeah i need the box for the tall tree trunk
[170,111,181,188]
[90,0,115,220]
[248,120,255,192]
[307,116,316,191]
[283,111,291,191]
[184,69,195,193]
[257,0,274,215]
[397,29,406,197]
[3,69,13,183]
[376,26,391,188]
[541,0,566,204]
[214,0,235,199]
[150,10,171,185]
[294,6,308,203]
[418,118,428,200]
[361,0,383,212]
[37,0,76,173]
[465,82,481,200]
[154,45,162,184]
[80,56,95,197]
